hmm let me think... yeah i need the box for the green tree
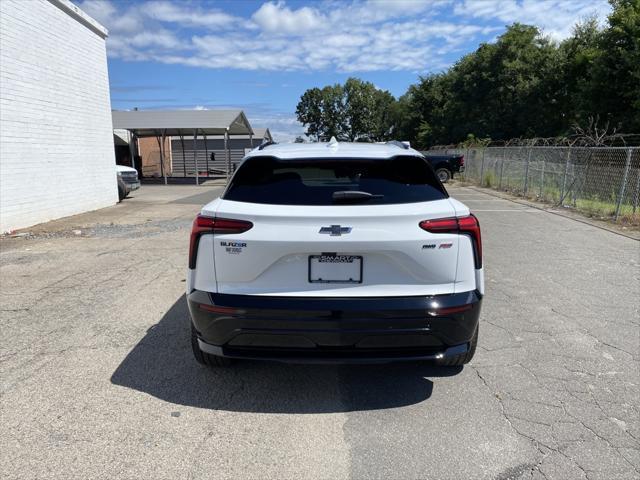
[343,78,377,141]
[296,78,397,141]
[295,83,347,140]
[370,88,397,141]
[297,0,639,148]
[321,84,348,139]
[392,75,449,148]
[560,18,602,127]
[590,0,640,131]
[400,23,578,146]
[447,24,564,142]
[295,87,324,141]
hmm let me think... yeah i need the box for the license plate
[308,254,362,283]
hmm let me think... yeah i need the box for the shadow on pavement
[111,296,462,413]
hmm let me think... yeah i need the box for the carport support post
[127,131,135,168]
[155,130,167,185]
[193,130,199,186]
[162,130,168,185]
[614,148,633,220]
[224,129,230,184]
[204,133,209,177]
[523,148,531,196]
[179,134,187,177]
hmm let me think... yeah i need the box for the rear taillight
[460,155,465,166]
[419,214,482,268]
[188,215,253,269]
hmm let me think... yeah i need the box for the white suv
[187,140,483,366]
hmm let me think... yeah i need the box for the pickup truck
[421,153,465,183]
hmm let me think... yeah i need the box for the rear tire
[436,168,452,183]
[191,323,233,367]
[438,325,478,366]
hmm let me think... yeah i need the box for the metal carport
[112,110,254,185]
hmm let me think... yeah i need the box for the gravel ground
[1,184,638,480]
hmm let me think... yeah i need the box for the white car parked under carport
[116,164,140,201]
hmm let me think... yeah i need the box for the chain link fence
[427,146,640,224]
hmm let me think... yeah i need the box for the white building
[0,0,117,232]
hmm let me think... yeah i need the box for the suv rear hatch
[205,155,461,297]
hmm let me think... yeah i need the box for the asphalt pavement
[1,183,638,480]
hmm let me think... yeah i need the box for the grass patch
[483,172,496,188]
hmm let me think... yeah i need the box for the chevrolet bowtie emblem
[319,225,352,236]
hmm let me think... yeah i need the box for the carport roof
[111,110,254,136]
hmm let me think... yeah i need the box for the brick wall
[138,136,172,178]
[0,0,117,232]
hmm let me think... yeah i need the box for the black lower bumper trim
[188,290,481,363]
[198,339,469,364]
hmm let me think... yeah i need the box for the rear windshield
[223,156,448,205]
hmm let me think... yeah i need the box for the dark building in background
[170,128,272,177]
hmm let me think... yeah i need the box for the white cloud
[85,0,611,141]
[80,0,611,72]
[251,1,323,34]
[128,31,182,49]
[80,0,142,33]
[145,1,239,28]
[78,0,115,24]
[454,0,611,40]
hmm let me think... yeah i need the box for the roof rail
[258,140,277,150]
[386,140,410,150]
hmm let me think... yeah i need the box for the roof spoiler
[386,140,410,150]
[258,140,277,150]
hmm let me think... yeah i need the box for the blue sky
[80,0,611,141]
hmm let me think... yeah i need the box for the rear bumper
[188,290,482,364]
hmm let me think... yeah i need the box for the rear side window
[223,156,448,205]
